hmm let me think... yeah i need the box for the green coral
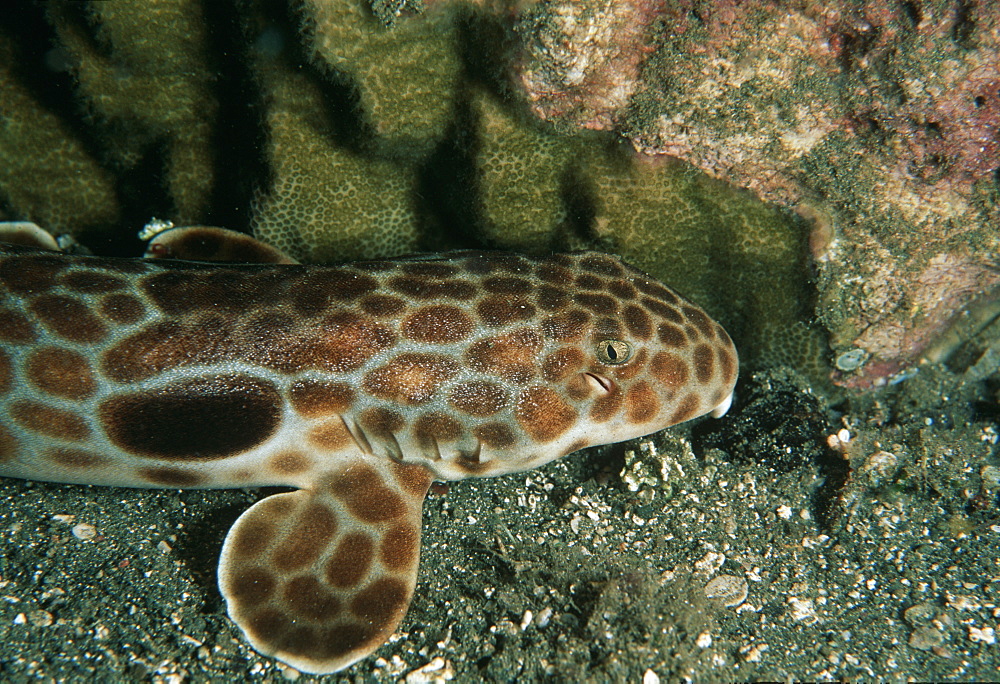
[249,55,421,263]
[0,35,118,233]
[48,0,217,223]
[469,90,578,252]
[299,0,461,159]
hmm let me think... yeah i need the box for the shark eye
[596,339,632,365]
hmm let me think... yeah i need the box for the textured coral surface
[612,0,1000,388]
[506,0,1000,388]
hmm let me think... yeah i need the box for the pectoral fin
[217,458,432,674]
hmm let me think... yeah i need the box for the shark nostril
[583,372,614,394]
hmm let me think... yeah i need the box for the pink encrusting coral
[882,63,1000,191]
[839,252,1000,390]
[513,0,665,131]
[629,1,844,206]
[509,0,1000,390]
[839,3,1000,194]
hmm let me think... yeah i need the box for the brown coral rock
[614,1,999,388]
[514,0,665,131]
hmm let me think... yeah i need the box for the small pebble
[740,643,768,663]
[787,597,818,623]
[982,465,1000,490]
[278,664,300,680]
[909,625,944,651]
[835,348,868,371]
[28,609,53,627]
[968,626,996,645]
[704,575,749,607]
[861,451,898,486]
[72,523,97,541]
[520,610,533,631]
[694,551,725,576]
[405,657,454,683]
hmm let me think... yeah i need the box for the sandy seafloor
[0,366,998,683]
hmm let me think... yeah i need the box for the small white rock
[520,610,533,631]
[740,643,768,662]
[694,551,725,576]
[28,609,53,627]
[405,657,454,683]
[704,575,749,607]
[278,664,300,680]
[969,626,996,645]
[72,523,97,541]
[787,597,818,623]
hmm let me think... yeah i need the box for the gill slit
[461,439,483,464]
[429,436,443,462]
[382,430,404,462]
[340,415,374,455]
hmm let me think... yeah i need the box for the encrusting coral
[467,89,577,253]
[508,0,1000,389]
[299,0,462,159]
[248,27,423,263]
[513,0,665,132]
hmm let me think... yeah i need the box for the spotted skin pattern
[0,235,738,674]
